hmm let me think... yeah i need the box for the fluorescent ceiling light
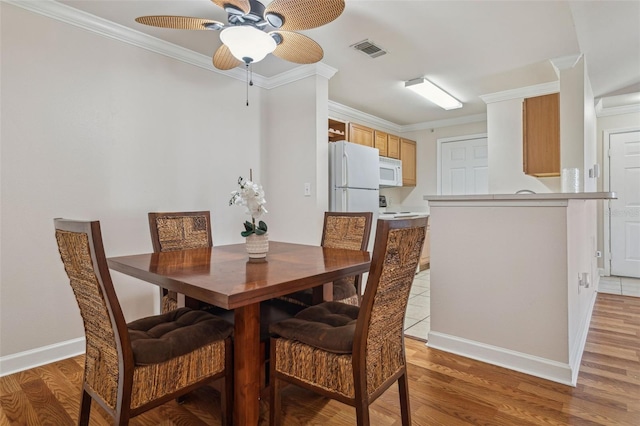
[405,78,462,110]
[220,26,276,64]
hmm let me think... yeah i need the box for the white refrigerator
[329,141,380,239]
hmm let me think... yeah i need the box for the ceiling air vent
[350,39,387,58]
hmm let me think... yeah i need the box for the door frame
[436,133,488,195]
[602,126,640,276]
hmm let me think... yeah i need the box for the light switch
[304,183,311,196]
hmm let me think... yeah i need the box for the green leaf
[241,230,254,237]
[258,221,268,232]
[243,221,253,231]
[255,228,266,235]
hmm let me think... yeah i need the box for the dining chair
[148,211,213,313]
[54,219,233,425]
[268,216,428,425]
[280,212,373,307]
[148,211,299,389]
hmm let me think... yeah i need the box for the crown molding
[401,113,487,132]
[328,101,487,133]
[595,92,640,117]
[480,81,559,104]
[4,0,331,90]
[262,63,338,90]
[550,53,583,77]
[10,0,486,130]
[328,101,403,134]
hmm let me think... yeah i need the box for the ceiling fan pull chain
[245,63,249,106]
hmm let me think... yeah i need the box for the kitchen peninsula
[423,192,616,386]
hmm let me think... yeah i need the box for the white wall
[487,99,561,194]
[429,198,599,385]
[559,56,599,192]
[0,4,262,359]
[262,76,329,245]
[380,122,488,212]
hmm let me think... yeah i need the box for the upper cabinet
[374,130,388,156]
[523,93,560,177]
[328,118,348,142]
[328,119,416,187]
[387,135,400,159]
[374,131,400,159]
[400,138,417,186]
[348,123,375,147]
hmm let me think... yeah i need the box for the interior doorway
[437,134,488,195]
[606,128,640,278]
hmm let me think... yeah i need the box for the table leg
[311,282,334,305]
[233,303,261,425]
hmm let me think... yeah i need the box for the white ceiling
[58,0,640,126]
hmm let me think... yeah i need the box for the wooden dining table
[107,241,371,425]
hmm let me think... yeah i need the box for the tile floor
[404,269,431,341]
[599,275,640,297]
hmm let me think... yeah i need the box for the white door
[610,130,640,278]
[439,136,488,195]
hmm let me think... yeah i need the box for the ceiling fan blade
[211,0,251,15]
[135,16,224,30]
[271,31,323,64]
[265,0,345,31]
[213,44,243,70]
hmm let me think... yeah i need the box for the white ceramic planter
[246,233,269,259]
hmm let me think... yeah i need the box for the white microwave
[379,156,402,187]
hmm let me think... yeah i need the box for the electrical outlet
[582,272,590,288]
[304,183,311,196]
[596,251,602,258]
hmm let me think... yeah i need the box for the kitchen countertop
[423,192,616,202]
[378,211,429,219]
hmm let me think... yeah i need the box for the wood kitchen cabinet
[348,123,375,147]
[419,222,430,271]
[374,130,388,156]
[328,118,347,142]
[387,134,400,159]
[523,93,560,177]
[374,131,401,159]
[400,138,417,186]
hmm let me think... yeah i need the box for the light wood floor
[1,293,639,425]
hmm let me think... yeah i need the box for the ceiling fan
[135,0,346,70]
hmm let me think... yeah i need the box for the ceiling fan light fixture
[220,26,276,63]
[405,78,462,110]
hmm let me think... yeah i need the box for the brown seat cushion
[128,307,233,365]
[269,301,360,354]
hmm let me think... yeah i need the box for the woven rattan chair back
[269,217,427,425]
[148,211,212,252]
[321,212,373,251]
[148,211,213,312]
[55,220,127,413]
[323,212,373,305]
[355,217,427,400]
[54,219,233,425]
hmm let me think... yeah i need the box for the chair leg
[355,400,370,426]
[77,389,91,426]
[269,338,282,425]
[115,408,131,426]
[269,375,282,425]
[398,373,411,426]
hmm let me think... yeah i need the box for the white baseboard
[427,332,576,386]
[426,291,596,387]
[0,337,85,377]
[569,291,597,385]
